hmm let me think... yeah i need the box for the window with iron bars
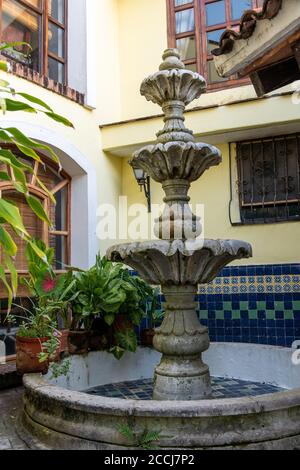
[237,134,300,224]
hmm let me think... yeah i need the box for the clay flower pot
[141,328,155,347]
[68,330,90,355]
[16,336,49,376]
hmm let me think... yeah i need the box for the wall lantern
[132,163,151,213]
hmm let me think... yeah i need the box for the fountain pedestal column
[153,285,211,400]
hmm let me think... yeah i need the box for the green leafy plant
[8,304,60,364]
[0,42,73,307]
[49,358,71,380]
[22,240,78,329]
[118,424,161,450]
[71,256,155,359]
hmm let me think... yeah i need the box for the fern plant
[118,424,161,450]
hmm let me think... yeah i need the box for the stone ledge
[8,62,85,106]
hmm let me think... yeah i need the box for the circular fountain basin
[20,343,300,450]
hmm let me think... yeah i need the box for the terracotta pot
[16,336,49,376]
[53,330,70,362]
[140,328,155,347]
[68,330,89,355]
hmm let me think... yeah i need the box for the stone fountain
[20,50,300,450]
[107,49,252,401]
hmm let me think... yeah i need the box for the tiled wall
[197,264,300,347]
[141,264,300,348]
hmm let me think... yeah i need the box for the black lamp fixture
[132,162,151,213]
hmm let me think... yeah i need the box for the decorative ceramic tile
[86,377,286,401]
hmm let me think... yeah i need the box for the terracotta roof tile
[212,0,283,57]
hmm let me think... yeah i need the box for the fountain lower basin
[20,343,300,450]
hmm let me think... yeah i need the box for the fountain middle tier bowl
[107,239,252,285]
[131,141,222,183]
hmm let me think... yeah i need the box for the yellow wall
[1,0,300,266]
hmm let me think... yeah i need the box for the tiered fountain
[20,50,300,450]
[107,49,252,401]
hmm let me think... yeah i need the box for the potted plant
[69,256,155,359]
[8,306,61,375]
[69,256,130,355]
[23,241,77,357]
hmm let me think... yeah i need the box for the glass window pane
[207,60,226,83]
[48,57,65,83]
[207,29,225,54]
[50,186,68,231]
[175,9,195,34]
[231,0,252,20]
[2,0,41,71]
[50,234,68,269]
[175,0,192,5]
[48,22,65,58]
[186,63,197,72]
[176,36,196,60]
[206,1,226,27]
[48,0,65,24]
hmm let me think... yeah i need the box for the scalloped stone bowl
[20,344,300,450]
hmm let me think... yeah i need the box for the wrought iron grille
[237,134,300,224]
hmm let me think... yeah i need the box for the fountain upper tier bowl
[107,239,252,285]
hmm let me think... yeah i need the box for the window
[237,134,300,224]
[0,148,71,274]
[0,0,67,84]
[167,0,263,89]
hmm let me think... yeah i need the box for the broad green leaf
[0,79,10,88]
[35,176,56,203]
[109,346,126,360]
[0,226,17,256]
[17,93,53,113]
[13,181,27,193]
[0,148,34,172]
[14,143,42,163]
[13,166,27,187]
[115,329,137,353]
[0,42,32,51]
[0,61,8,72]
[4,99,37,113]
[27,240,48,264]
[44,112,74,128]
[4,255,18,297]
[0,171,10,181]
[4,128,61,167]
[0,265,12,311]
[25,195,51,225]
[104,313,115,326]
[0,199,28,235]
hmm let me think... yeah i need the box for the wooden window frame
[0,145,71,281]
[0,0,68,84]
[166,0,262,91]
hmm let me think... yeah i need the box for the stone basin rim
[107,238,253,260]
[23,374,300,418]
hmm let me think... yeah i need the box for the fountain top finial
[159,48,185,71]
